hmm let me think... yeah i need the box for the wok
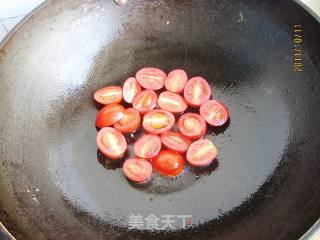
[0,0,320,239]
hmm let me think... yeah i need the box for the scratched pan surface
[0,0,320,239]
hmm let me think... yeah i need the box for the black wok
[0,0,320,239]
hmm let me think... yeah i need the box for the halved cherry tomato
[178,113,207,139]
[184,77,211,107]
[151,150,185,177]
[136,67,167,90]
[165,69,188,93]
[96,127,127,160]
[93,86,123,105]
[123,77,142,104]
[161,131,191,153]
[123,158,153,183]
[200,100,229,127]
[132,90,158,114]
[114,108,141,133]
[134,134,162,159]
[186,139,217,167]
[158,91,188,113]
[142,110,175,134]
[96,104,125,128]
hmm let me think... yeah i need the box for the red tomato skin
[158,91,188,113]
[160,131,191,153]
[186,139,217,167]
[113,108,141,133]
[133,134,162,159]
[123,77,142,104]
[165,69,188,93]
[123,158,153,183]
[177,113,207,140]
[142,110,175,134]
[183,77,212,107]
[136,67,167,90]
[93,86,123,105]
[95,104,125,129]
[132,90,158,115]
[151,150,185,177]
[96,127,127,160]
[200,100,229,127]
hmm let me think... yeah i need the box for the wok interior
[0,0,319,239]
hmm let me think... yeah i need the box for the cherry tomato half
[158,91,188,113]
[165,69,188,93]
[123,77,142,104]
[96,104,125,128]
[142,110,175,134]
[161,131,191,153]
[134,134,162,159]
[136,67,167,90]
[114,108,141,133]
[151,150,185,177]
[93,86,123,105]
[123,158,153,183]
[178,113,207,139]
[184,77,211,107]
[200,100,229,127]
[132,90,158,114]
[186,139,217,167]
[96,127,127,160]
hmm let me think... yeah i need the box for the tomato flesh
[161,131,191,153]
[151,150,185,177]
[93,67,230,183]
[94,86,123,105]
[97,127,127,159]
[165,69,188,93]
[132,90,157,114]
[136,67,167,90]
[123,77,142,104]
[95,104,125,128]
[134,134,162,159]
[142,110,175,134]
[114,108,141,133]
[158,91,188,113]
[186,139,217,167]
[178,113,207,139]
[200,100,229,127]
[184,77,211,107]
[123,158,153,183]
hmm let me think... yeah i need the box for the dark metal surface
[0,0,319,239]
